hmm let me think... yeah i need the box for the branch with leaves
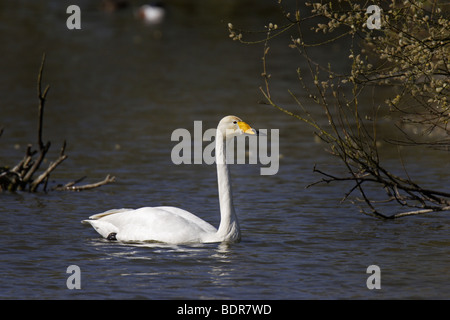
[228,0,450,219]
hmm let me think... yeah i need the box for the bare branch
[55,175,116,191]
[0,54,116,193]
[37,53,50,151]
[391,206,450,219]
[30,153,68,192]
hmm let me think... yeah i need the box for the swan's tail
[81,208,131,239]
[81,219,118,239]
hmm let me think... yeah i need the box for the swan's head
[217,115,256,139]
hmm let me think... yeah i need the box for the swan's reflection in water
[210,243,232,261]
[88,239,237,291]
[90,238,233,258]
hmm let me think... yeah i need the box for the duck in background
[136,1,166,25]
[100,0,166,26]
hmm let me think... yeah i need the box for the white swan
[82,115,257,244]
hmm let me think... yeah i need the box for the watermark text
[171,121,279,175]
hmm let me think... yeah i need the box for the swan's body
[82,115,256,244]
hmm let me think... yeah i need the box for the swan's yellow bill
[238,121,255,134]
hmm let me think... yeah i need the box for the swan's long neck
[216,130,241,242]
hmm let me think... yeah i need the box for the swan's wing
[87,208,132,220]
[156,206,217,233]
[83,206,217,243]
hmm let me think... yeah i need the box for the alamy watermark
[66,265,81,289]
[366,5,382,30]
[366,265,381,289]
[170,121,279,176]
[66,5,81,30]
[66,4,382,31]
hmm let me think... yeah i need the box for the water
[1,0,450,300]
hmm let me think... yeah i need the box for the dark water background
[0,0,449,299]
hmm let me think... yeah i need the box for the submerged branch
[0,54,115,193]
[55,175,116,191]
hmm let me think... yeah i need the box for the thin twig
[55,175,116,191]
[37,53,50,150]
